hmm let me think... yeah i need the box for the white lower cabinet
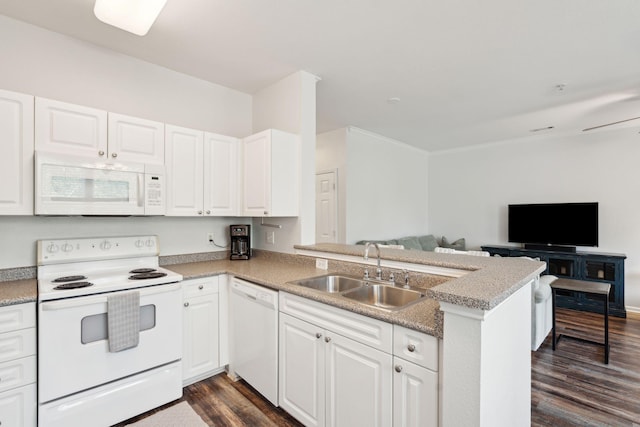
[279,293,393,427]
[392,325,439,427]
[182,277,221,386]
[279,293,439,427]
[0,303,36,427]
[392,357,437,427]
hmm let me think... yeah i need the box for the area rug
[126,401,208,427]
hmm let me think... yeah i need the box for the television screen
[508,202,598,247]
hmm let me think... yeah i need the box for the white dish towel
[108,291,141,352]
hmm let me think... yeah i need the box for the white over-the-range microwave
[35,151,165,216]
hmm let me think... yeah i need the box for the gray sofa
[355,235,465,251]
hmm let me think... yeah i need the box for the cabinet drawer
[0,356,36,393]
[279,292,392,353]
[182,277,219,299]
[393,325,438,371]
[0,329,36,364]
[0,382,36,427]
[0,304,36,334]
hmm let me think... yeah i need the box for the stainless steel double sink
[289,274,425,311]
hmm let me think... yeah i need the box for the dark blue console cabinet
[481,245,627,317]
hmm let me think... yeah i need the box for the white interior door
[316,171,338,243]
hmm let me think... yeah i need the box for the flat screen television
[508,202,598,251]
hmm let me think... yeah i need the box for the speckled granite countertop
[0,243,544,339]
[0,279,37,307]
[167,254,445,338]
[295,243,546,311]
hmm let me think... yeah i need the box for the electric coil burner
[130,268,157,274]
[37,235,184,427]
[129,272,168,280]
[52,275,87,283]
[54,282,94,290]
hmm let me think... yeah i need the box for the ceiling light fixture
[94,0,168,36]
[387,97,401,104]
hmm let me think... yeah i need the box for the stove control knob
[47,243,59,253]
[100,241,112,251]
[62,243,73,253]
[135,239,144,248]
[145,239,155,248]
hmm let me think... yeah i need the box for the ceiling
[2,0,640,151]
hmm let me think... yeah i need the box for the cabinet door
[393,357,438,427]
[107,113,164,164]
[165,125,204,216]
[182,293,220,385]
[203,132,239,216]
[279,313,325,427]
[35,97,107,158]
[0,383,36,427]
[242,130,271,216]
[325,332,392,427]
[0,90,33,215]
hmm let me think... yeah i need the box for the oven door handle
[40,282,182,311]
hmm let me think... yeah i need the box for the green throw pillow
[441,236,466,251]
[396,236,422,250]
[418,235,439,251]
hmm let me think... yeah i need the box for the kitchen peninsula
[169,243,544,427]
[0,244,543,427]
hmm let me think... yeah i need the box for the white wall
[428,127,640,311]
[0,216,244,269]
[0,15,253,267]
[316,127,429,244]
[345,127,429,244]
[251,71,318,253]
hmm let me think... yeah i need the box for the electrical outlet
[266,231,275,245]
[207,233,214,244]
[316,258,328,270]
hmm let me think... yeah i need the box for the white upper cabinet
[165,126,239,217]
[204,132,239,216]
[0,90,34,215]
[108,113,164,164]
[35,97,107,158]
[165,125,204,216]
[36,98,164,164]
[242,129,299,217]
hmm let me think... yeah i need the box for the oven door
[38,283,182,404]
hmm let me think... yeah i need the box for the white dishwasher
[230,278,279,406]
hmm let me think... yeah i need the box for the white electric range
[36,235,183,427]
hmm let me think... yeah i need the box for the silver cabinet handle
[98,150,105,156]
[198,285,204,290]
[407,344,416,352]
[264,211,268,215]
[184,302,189,307]
[197,211,203,215]
[316,333,322,339]
[325,336,331,343]
[395,365,403,373]
[206,210,211,215]
[112,152,118,158]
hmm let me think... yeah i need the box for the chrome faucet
[402,269,410,289]
[364,242,382,280]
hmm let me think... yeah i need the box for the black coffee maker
[230,225,251,260]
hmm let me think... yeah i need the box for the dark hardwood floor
[118,308,640,426]
[116,374,302,427]
[532,308,640,426]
